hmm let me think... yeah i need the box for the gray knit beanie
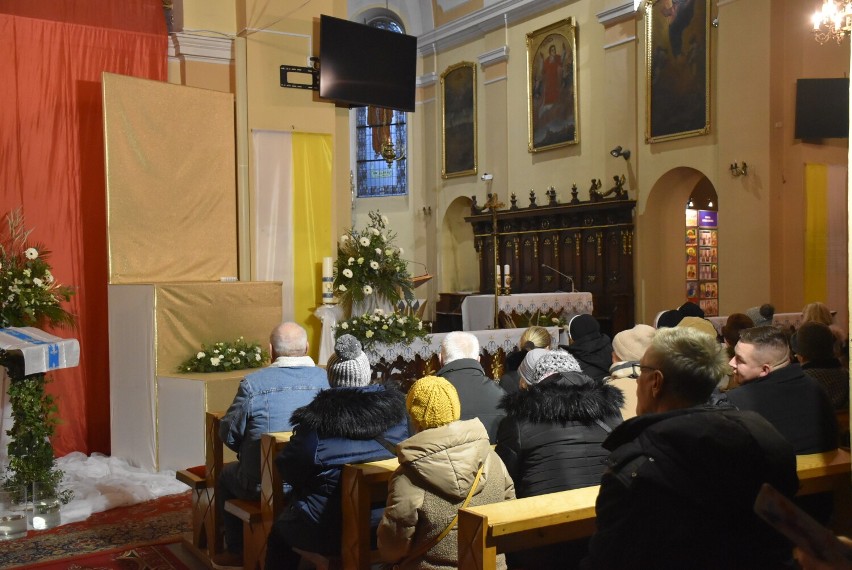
[531,349,582,384]
[327,334,371,388]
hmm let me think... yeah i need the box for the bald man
[215,322,328,567]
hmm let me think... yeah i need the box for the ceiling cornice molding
[478,46,509,68]
[417,0,568,57]
[169,32,234,64]
[417,72,438,87]
[596,2,637,26]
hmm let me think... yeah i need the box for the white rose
[24,248,38,260]
[372,315,380,322]
[381,215,389,225]
[340,235,348,242]
[44,270,54,284]
[382,325,388,330]
[374,308,384,315]
[375,248,382,255]
[341,322,349,329]
[370,261,379,270]
[339,284,347,291]
[343,268,353,278]
[365,330,374,338]
[196,352,205,359]
[33,277,43,287]
[398,316,407,324]
[363,285,373,295]
[210,356,221,366]
[348,257,355,265]
[255,354,261,361]
[370,228,380,236]
[359,237,370,246]
[417,322,423,330]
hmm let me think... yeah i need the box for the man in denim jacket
[214,322,328,568]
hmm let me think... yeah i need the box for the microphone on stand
[541,263,577,293]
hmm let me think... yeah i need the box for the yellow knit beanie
[406,376,461,430]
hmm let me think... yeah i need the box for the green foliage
[333,211,414,310]
[0,208,75,328]
[0,367,71,503]
[334,308,429,348]
[179,336,269,373]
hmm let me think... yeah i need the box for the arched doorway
[637,167,718,324]
[440,197,478,293]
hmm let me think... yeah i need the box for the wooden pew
[175,411,227,563]
[456,448,852,570]
[340,456,399,570]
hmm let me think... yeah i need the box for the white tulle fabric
[55,452,188,526]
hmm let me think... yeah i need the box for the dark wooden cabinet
[465,199,635,336]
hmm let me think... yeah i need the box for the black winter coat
[272,384,409,555]
[582,406,798,570]
[495,371,623,498]
[437,358,506,443]
[560,334,613,382]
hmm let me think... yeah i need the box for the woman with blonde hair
[801,302,833,326]
[499,325,552,394]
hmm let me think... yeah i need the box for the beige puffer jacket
[377,418,515,570]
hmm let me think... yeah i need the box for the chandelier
[812,0,852,44]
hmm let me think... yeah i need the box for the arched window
[355,16,408,198]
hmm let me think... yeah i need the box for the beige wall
[172,0,849,331]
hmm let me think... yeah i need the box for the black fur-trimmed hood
[290,385,407,439]
[499,372,624,424]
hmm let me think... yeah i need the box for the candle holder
[499,276,512,296]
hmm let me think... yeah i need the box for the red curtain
[0,1,166,456]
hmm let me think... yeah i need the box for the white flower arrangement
[334,308,428,348]
[332,210,415,310]
[179,336,269,373]
[0,209,74,328]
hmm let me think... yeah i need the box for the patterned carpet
[0,491,192,568]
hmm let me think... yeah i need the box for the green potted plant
[0,208,75,504]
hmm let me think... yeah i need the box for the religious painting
[526,18,579,152]
[645,0,710,143]
[441,62,477,178]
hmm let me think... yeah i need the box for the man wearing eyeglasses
[726,326,838,455]
[582,327,799,569]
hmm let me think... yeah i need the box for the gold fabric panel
[102,73,238,283]
[154,282,282,376]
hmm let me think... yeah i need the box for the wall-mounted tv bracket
[280,57,319,91]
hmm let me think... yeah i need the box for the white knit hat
[612,324,656,362]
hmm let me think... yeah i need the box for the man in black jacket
[727,326,838,454]
[583,327,799,570]
[436,331,505,443]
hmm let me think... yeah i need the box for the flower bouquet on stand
[333,211,427,348]
[0,208,76,509]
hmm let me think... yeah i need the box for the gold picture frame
[526,18,579,152]
[645,0,711,143]
[441,61,477,178]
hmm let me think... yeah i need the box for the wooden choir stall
[464,186,635,336]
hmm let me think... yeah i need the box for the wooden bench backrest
[456,448,852,570]
[340,456,399,570]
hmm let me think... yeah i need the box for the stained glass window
[355,16,408,198]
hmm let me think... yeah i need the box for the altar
[461,292,593,332]
[366,326,560,387]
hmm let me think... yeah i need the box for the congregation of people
[213,297,849,570]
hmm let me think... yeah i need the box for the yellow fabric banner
[292,133,333,358]
[804,163,828,302]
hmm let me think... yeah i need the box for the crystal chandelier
[812,0,852,44]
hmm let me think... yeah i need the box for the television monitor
[319,14,417,112]
[794,78,849,139]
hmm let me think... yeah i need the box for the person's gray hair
[441,331,480,363]
[651,327,728,406]
[270,322,308,357]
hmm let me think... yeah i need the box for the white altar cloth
[364,326,560,367]
[461,292,594,331]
